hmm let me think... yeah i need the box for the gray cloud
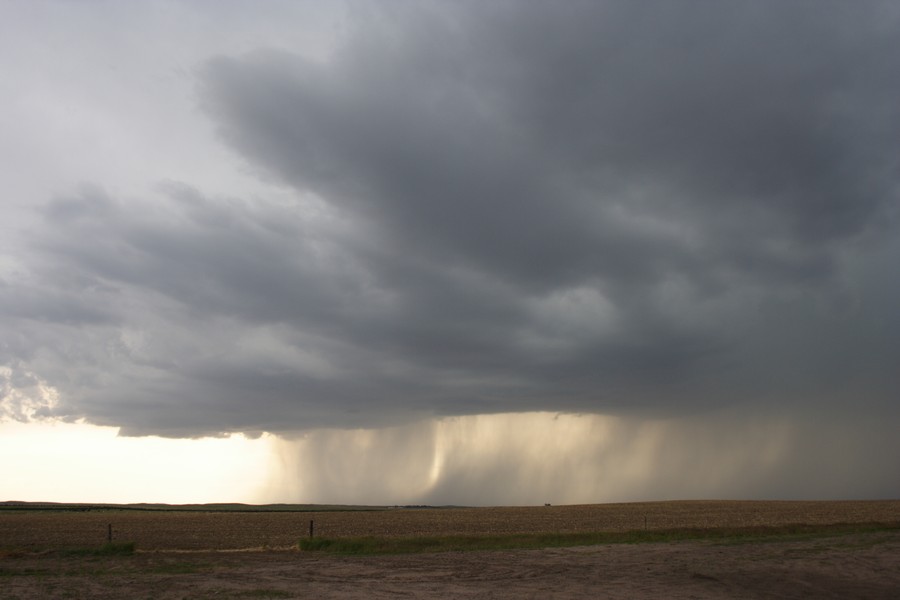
[2,1,899,442]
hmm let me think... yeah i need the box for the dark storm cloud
[3,1,899,436]
[202,1,899,282]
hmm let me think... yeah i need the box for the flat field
[2,499,898,550]
[2,500,899,599]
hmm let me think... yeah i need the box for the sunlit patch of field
[1,500,898,551]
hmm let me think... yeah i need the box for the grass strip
[298,521,900,555]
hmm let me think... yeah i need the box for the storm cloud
[2,0,899,499]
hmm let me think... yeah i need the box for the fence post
[309,520,314,538]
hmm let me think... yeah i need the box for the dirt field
[2,530,899,599]
[3,500,899,551]
[2,500,899,599]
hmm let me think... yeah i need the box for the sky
[1,0,898,505]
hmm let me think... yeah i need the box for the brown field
[2,499,898,551]
[2,500,899,599]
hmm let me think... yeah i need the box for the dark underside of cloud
[2,1,899,437]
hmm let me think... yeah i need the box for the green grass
[298,522,900,555]
[0,566,52,578]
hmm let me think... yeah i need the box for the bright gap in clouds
[0,420,273,504]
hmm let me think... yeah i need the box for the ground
[3,500,899,598]
[2,530,899,599]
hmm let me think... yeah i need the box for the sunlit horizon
[0,419,273,505]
